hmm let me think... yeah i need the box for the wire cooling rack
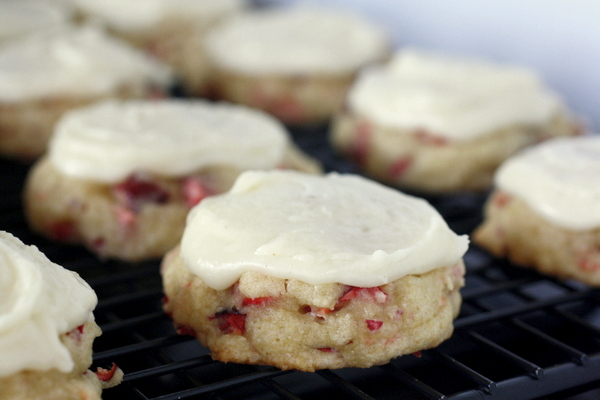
[1,127,599,400]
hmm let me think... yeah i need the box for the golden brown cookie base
[474,191,600,286]
[330,112,580,193]
[162,246,465,371]
[0,321,121,400]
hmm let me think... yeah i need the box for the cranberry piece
[115,205,136,228]
[339,287,388,304]
[113,173,169,211]
[66,324,85,341]
[50,220,75,241]
[578,250,600,272]
[366,319,383,331]
[96,363,118,382]
[493,191,512,208]
[209,310,246,335]
[415,129,448,146]
[241,296,273,306]
[182,177,211,207]
[388,156,413,179]
[272,95,306,123]
[176,325,197,337]
[350,120,372,166]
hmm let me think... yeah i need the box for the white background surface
[279,0,600,130]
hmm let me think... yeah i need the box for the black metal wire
[1,127,599,400]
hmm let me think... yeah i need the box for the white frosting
[181,170,469,290]
[0,231,97,377]
[0,0,73,40]
[204,6,389,75]
[495,135,600,230]
[72,0,247,32]
[50,99,291,183]
[347,49,563,141]
[0,25,173,102]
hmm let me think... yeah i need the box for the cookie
[204,6,390,124]
[24,99,321,261]
[473,135,600,286]
[330,49,581,193]
[0,231,122,399]
[0,25,173,160]
[72,0,247,96]
[162,170,468,371]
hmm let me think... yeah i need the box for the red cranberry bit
[412,351,422,358]
[273,95,306,124]
[96,363,118,382]
[209,310,246,335]
[578,250,600,272]
[113,173,170,211]
[241,296,274,306]
[393,309,404,320]
[50,220,75,241]
[365,319,383,332]
[90,237,105,250]
[317,347,335,352]
[493,191,512,208]
[115,205,136,228]
[66,324,85,341]
[350,120,372,166]
[388,156,413,179]
[415,129,448,146]
[182,177,211,207]
[310,307,334,318]
[176,325,197,338]
[339,287,388,304]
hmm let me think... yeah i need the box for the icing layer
[0,25,172,102]
[50,99,290,183]
[181,170,469,290]
[0,0,72,40]
[0,231,97,377]
[495,135,600,230]
[72,0,247,32]
[347,49,563,141]
[204,7,389,75]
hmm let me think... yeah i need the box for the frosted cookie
[0,25,173,160]
[330,49,581,193]
[71,0,248,96]
[473,135,600,286]
[204,6,390,124]
[0,231,122,400]
[162,170,468,371]
[0,0,73,41]
[24,99,321,262]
